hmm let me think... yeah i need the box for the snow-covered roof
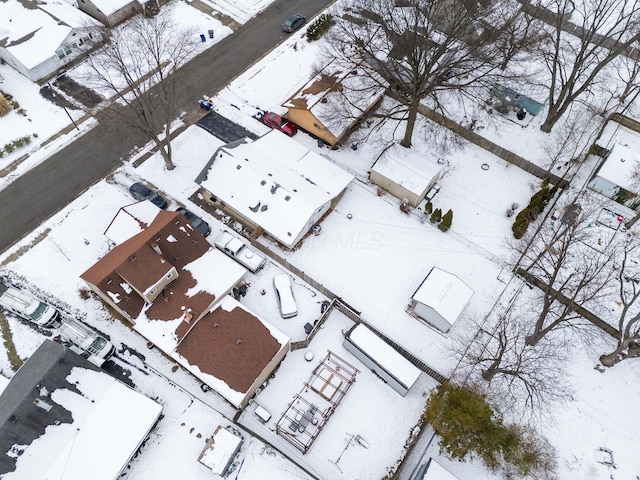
[0,0,98,70]
[198,130,353,248]
[596,143,640,195]
[283,63,386,138]
[172,295,290,408]
[421,458,459,480]
[198,426,242,474]
[132,248,247,353]
[1,341,162,480]
[104,201,161,245]
[87,0,136,16]
[412,268,474,328]
[348,323,421,390]
[371,144,443,196]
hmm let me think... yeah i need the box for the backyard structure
[282,64,385,147]
[488,83,545,117]
[0,340,162,479]
[197,425,243,476]
[196,130,354,249]
[369,144,443,207]
[276,351,358,454]
[343,323,421,396]
[588,143,640,211]
[413,457,461,480]
[0,0,102,82]
[408,267,474,334]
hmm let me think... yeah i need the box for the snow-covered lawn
[2,0,640,479]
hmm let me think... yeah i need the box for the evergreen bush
[438,209,452,232]
[430,208,442,224]
[424,201,433,214]
[306,14,334,42]
[424,382,556,477]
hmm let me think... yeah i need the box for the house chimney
[235,339,242,345]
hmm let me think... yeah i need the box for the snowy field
[1,0,640,479]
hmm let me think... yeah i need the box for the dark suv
[129,182,168,209]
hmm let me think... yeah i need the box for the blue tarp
[490,84,545,116]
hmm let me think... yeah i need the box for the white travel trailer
[59,317,115,367]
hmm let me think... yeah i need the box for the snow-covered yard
[1,0,640,479]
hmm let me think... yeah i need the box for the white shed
[369,144,443,207]
[409,268,474,334]
[197,425,243,476]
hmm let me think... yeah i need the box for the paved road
[0,0,331,254]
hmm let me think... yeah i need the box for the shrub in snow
[306,14,334,42]
[430,208,442,224]
[424,201,433,214]
[511,182,557,239]
[438,209,452,232]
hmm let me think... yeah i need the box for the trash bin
[208,29,214,39]
[200,34,206,42]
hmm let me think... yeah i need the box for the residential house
[196,130,354,250]
[82,208,290,409]
[0,0,103,82]
[76,0,141,28]
[408,267,474,334]
[282,64,385,147]
[369,143,443,207]
[0,339,162,479]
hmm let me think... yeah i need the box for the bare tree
[323,0,530,147]
[83,11,197,170]
[516,198,618,346]
[538,0,640,133]
[453,303,572,419]
[600,237,640,366]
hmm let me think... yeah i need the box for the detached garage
[408,268,474,334]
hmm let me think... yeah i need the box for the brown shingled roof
[81,210,213,321]
[176,306,282,393]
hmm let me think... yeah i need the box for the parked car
[129,182,168,209]
[214,231,267,273]
[262,112,298,136]
[175,207,211,237]
[58,317,115,368]
[0,282,60,328]
[282,13,306,33]
[424,183,441,202]
[273,274,297,319]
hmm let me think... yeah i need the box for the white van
[59,317,115,367]
[0,284,60,328]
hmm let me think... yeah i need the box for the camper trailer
[0,283,60,328]
[59,317,115,367]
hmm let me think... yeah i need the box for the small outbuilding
[408,268,474,334]
[369,144,443,207]
[588,143,640,211]
[197,425,243,476]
